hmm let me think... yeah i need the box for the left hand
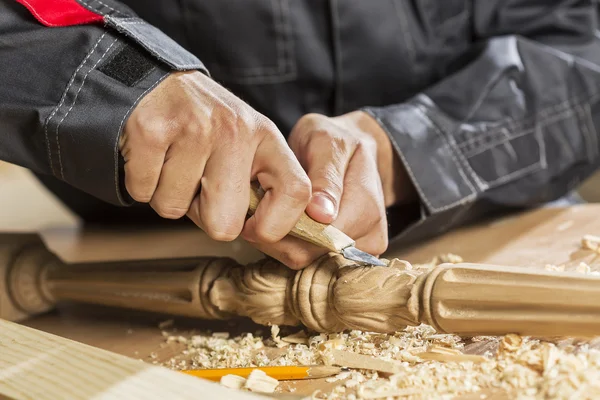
[242,110,416,269]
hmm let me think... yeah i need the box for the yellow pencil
[181,365,342,381]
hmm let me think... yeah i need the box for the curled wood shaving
[243,369,279,393]
[281,330,309,345]
[270,325,288,348]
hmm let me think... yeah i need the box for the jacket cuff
[45,5,210,205]
[44,29,176,206]
[363,100,479,244]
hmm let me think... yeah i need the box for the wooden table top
[3,163,600,398]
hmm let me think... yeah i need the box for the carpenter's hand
[246,111,416,268]
[120,71,311,248]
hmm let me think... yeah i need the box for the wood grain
[423,263,600,336]
[0,319,266,400]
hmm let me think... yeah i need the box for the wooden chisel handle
[248,182,354,253]
[420,263,600,337]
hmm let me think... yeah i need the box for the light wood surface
[422,263,600,336]
[0,319,267,400]
[3,161,600,398]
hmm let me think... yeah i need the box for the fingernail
[312,193,336,217]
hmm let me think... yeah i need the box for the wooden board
[0,319,267,400]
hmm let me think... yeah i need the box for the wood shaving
[582,234,600,253]
[544,264,565,272]
[220,374,247,390]
[159,249,600,399]
[162,317,600,399]
[244,369,279,393]
[414,345,487,363]
[271,325,288,348]
[324,349,402,374]
[576,262,591,274]
[281,330,309,345]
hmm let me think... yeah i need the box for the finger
[296,134,354,224]
[187,144,253,241]
[353,228,389,258]
[242,130,312,244]
[331,145,388,252]
[121,126,167,204]
[150,143,207,219]
[247,235,326,270]
[123,149,164,203]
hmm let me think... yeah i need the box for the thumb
[305,150,351,224]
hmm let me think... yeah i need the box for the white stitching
[464,108,577,158]
[105,16,202,70]
[78,0,126,17]
[457,91,600,150]
[416,105,489,192]
[484,162,542,187]
[44,32,107,176]
[113,71,171,205]
[377,117,435,212]
[55,38,119,179]
[413,106,478,196]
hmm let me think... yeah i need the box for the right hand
[120,71,311,246]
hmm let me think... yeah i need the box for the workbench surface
[3,163,600,398]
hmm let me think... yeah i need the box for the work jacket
[1,0,599,246]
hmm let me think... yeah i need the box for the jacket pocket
[181,0,296,85]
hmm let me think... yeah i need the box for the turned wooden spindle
[3,233,600,337]
[418,263,600,336]
[0,234,237,322]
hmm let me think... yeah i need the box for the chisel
[248,182,386,266]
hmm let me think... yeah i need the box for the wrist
[340,111,416,207]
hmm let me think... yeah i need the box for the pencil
[181,365,343,381]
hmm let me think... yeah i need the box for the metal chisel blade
[341,246,387,267]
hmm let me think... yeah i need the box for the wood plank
[0,319,266,400]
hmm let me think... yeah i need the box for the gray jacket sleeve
[0,0,207,205]
[364,0,600,245]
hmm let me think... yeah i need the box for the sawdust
[159,247,600,399]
